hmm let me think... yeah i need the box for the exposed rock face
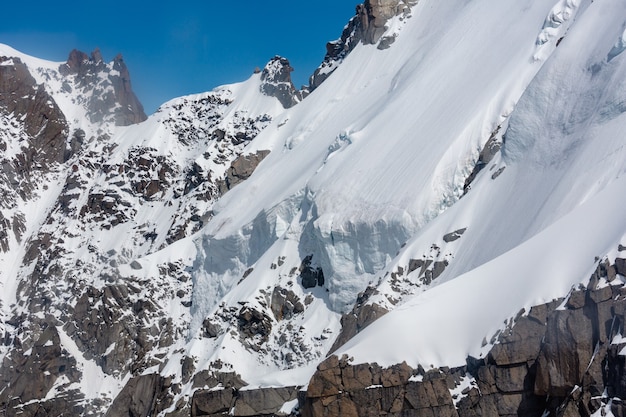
[330,285,388,353]
[105,374,173,417]
[309,0,417,91]
[298,255,325,289]
[0,324,82,414]
[237,306,273,343]
[218,150,271,193]
[271,286,305,321]
[443,228,467,243]
[0,56,69,169]
[302,355,456,417]
[0,47,279,417]
[358,0,414,45]
[0,56,69,255]
[260,56,301,108]
[192,386,299,417]
[59,48,147,125]
[298,258,626,417]
[463,125,503,194]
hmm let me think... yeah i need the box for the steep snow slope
[3,0,626,414]
[180,0,613,388]
[337,0,626,368]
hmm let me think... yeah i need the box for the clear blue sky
[1,1,358,114]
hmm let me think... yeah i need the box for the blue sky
[1,1,358,114]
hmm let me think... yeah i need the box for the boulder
[192,388,235,417]
[234,387,298,416]
[219,150,271,193]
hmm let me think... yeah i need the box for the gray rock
[59,49,147,125]
[259,56,301,108]
[0,324,81,409]
[308,1,417,92]
[192,388,235,417]
[234,387,299,416]
[106,374,171,417]
[443,228,467,243]
[219,150,271,193]
[298,255,325,289]
[271,286,305,321]
[491,166,506,179]
[534,307,594,396]
[237,306,272,343]
[330,286,388,353]
[463,125,502,194]
[488,302,557,366]
[616,258,626,276]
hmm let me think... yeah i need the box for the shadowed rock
[59,48,147,125]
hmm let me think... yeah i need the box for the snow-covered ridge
[179,0,626,390]
[0,42,289,415]
[3,0,626,415]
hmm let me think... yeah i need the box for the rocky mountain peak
[261,56,294,84]
[259,56,301,108]
[59,48,147,126]
[62,49,90,73]
[91,47,103,63]
[3,0,626,416]
[308,0,416,91]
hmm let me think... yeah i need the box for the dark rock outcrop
[271,286,305,321]
[192,386,299,417]
[260,56,301,108]
[303,355,456,417]
[218,150,271,193]
[309,0,417,91]
[0,324,80,405]
[105,374,174,417]
[0,56,69,254]
[64,284,167,376]
[59,48,147,125]
[330,285,388,353]
[0,56,69,169]
[238,306,273,343]
[443,228,467,243]
[463,125,503,194]
[297,257,626,417]
[298,255,325,289]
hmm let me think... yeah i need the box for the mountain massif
[3,0,626,416]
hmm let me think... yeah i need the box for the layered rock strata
[296,258,626,417]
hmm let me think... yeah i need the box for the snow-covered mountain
[2,0,626,416]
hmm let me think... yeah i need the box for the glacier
[2,0,626,415]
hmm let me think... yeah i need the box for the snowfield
[187,0,626,383]
[2,0,626,411]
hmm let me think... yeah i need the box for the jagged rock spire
[59,48,147,125]
[259,56,301,109]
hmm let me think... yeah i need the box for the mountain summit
[59,48,147,125]
[3,0,626,416]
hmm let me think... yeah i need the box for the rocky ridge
[0,50,285,416]
[183,254,626,417]
[2,0,626,416]
[58,48,147,126]
[293,256,626,417]
[309,0,418,91]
